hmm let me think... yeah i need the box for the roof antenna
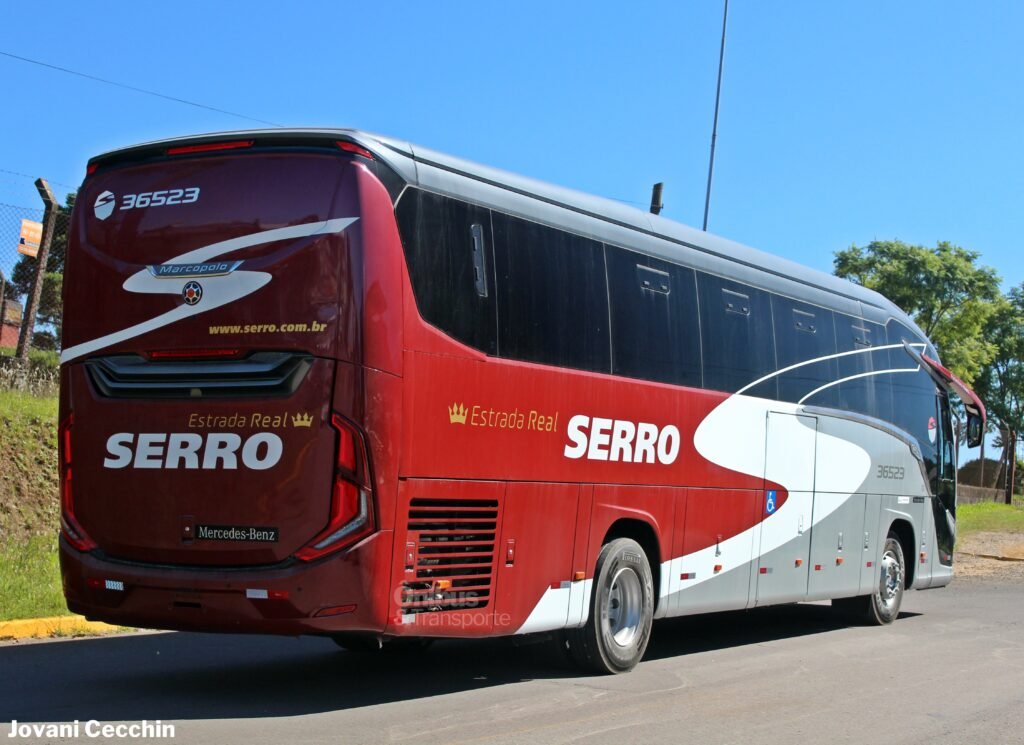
[649,182,664,215]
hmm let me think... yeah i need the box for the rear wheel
[565,538,654,674]
[833,533,905,625]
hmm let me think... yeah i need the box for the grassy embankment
[0,389,64,622]
[957,500,1024,538]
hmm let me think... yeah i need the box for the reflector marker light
[713,564,723,574]
[245,588,289,600]
[835,557,845,566]
[814,564,823,571]
[314,604,357,618]
[87,578,124,591]
[680,572,696,580]
[920,552,927,564]
[759,567,772,575]
[166,140,254,155]
[573,571,586,581]
[86,163,98,176]
[794,558,803,567]
[866,561,874,568]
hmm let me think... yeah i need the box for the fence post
[15,178,57,371]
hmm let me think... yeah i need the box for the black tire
[331,632,383,653]
[833,533,905,625]
[565,538,654,674]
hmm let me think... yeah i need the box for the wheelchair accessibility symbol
[765,490,777,515]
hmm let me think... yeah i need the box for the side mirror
[966,413,983,449]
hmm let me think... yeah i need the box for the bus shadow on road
[0,604,920,723]
[646,602,921,662]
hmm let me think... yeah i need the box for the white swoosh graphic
[681,394,872,594]
[61,217,358,363]
[522,341,935,628]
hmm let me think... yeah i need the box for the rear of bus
[59,133,406,635]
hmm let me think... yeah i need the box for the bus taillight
[336,141,374,160]
[294,414,374,562]
[166,140,254,156]
[59,414,96,553]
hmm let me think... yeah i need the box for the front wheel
[565,538,654,674]
[833,533,905,625]
[870,534,906,624]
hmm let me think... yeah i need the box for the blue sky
[2,1,1022,290]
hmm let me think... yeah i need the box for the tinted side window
[834,313,879,417]
[492,213,610,372]
[887,320,939,483]
[864,320,892,420]
[771,296,838,407]
[396,190,497,354]
[697,273,777,397]
[606,246,701,387]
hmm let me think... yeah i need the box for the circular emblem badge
[94,191,116,221]
[182,281,203,306]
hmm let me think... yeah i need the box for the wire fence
[1,200,70,394]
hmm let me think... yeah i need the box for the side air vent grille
[85,352,311,399]
[401,498,498,615]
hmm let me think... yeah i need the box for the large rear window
[81,152,344,262]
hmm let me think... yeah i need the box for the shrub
[0,347,59,396]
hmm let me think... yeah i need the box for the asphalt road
[2,576,1023,745]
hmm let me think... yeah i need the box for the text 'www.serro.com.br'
[208,321,327,335]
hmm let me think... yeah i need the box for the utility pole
[1006,429,1017,505]
[702,0,729,231]
[16,178,57,365]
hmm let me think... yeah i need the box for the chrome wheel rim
[605,567,643,647]
[878,547,903,613]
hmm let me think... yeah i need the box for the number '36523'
[120,188,200,210]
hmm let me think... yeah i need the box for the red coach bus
[59,130,985,673]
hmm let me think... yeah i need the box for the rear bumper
[59,530,394,636]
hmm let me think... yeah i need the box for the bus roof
[92,127,926,340]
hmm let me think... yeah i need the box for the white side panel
[516,584,571,635]
[765,412,817,492]
[567,579,593,627]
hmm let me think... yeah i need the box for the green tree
[833,240,1001,384]
[973,286,1024,500]
[3,192,75,341]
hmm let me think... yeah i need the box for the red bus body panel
[60,142,789,638]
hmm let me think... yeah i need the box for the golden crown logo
[292,412,313,428]
[448,403,468,425]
